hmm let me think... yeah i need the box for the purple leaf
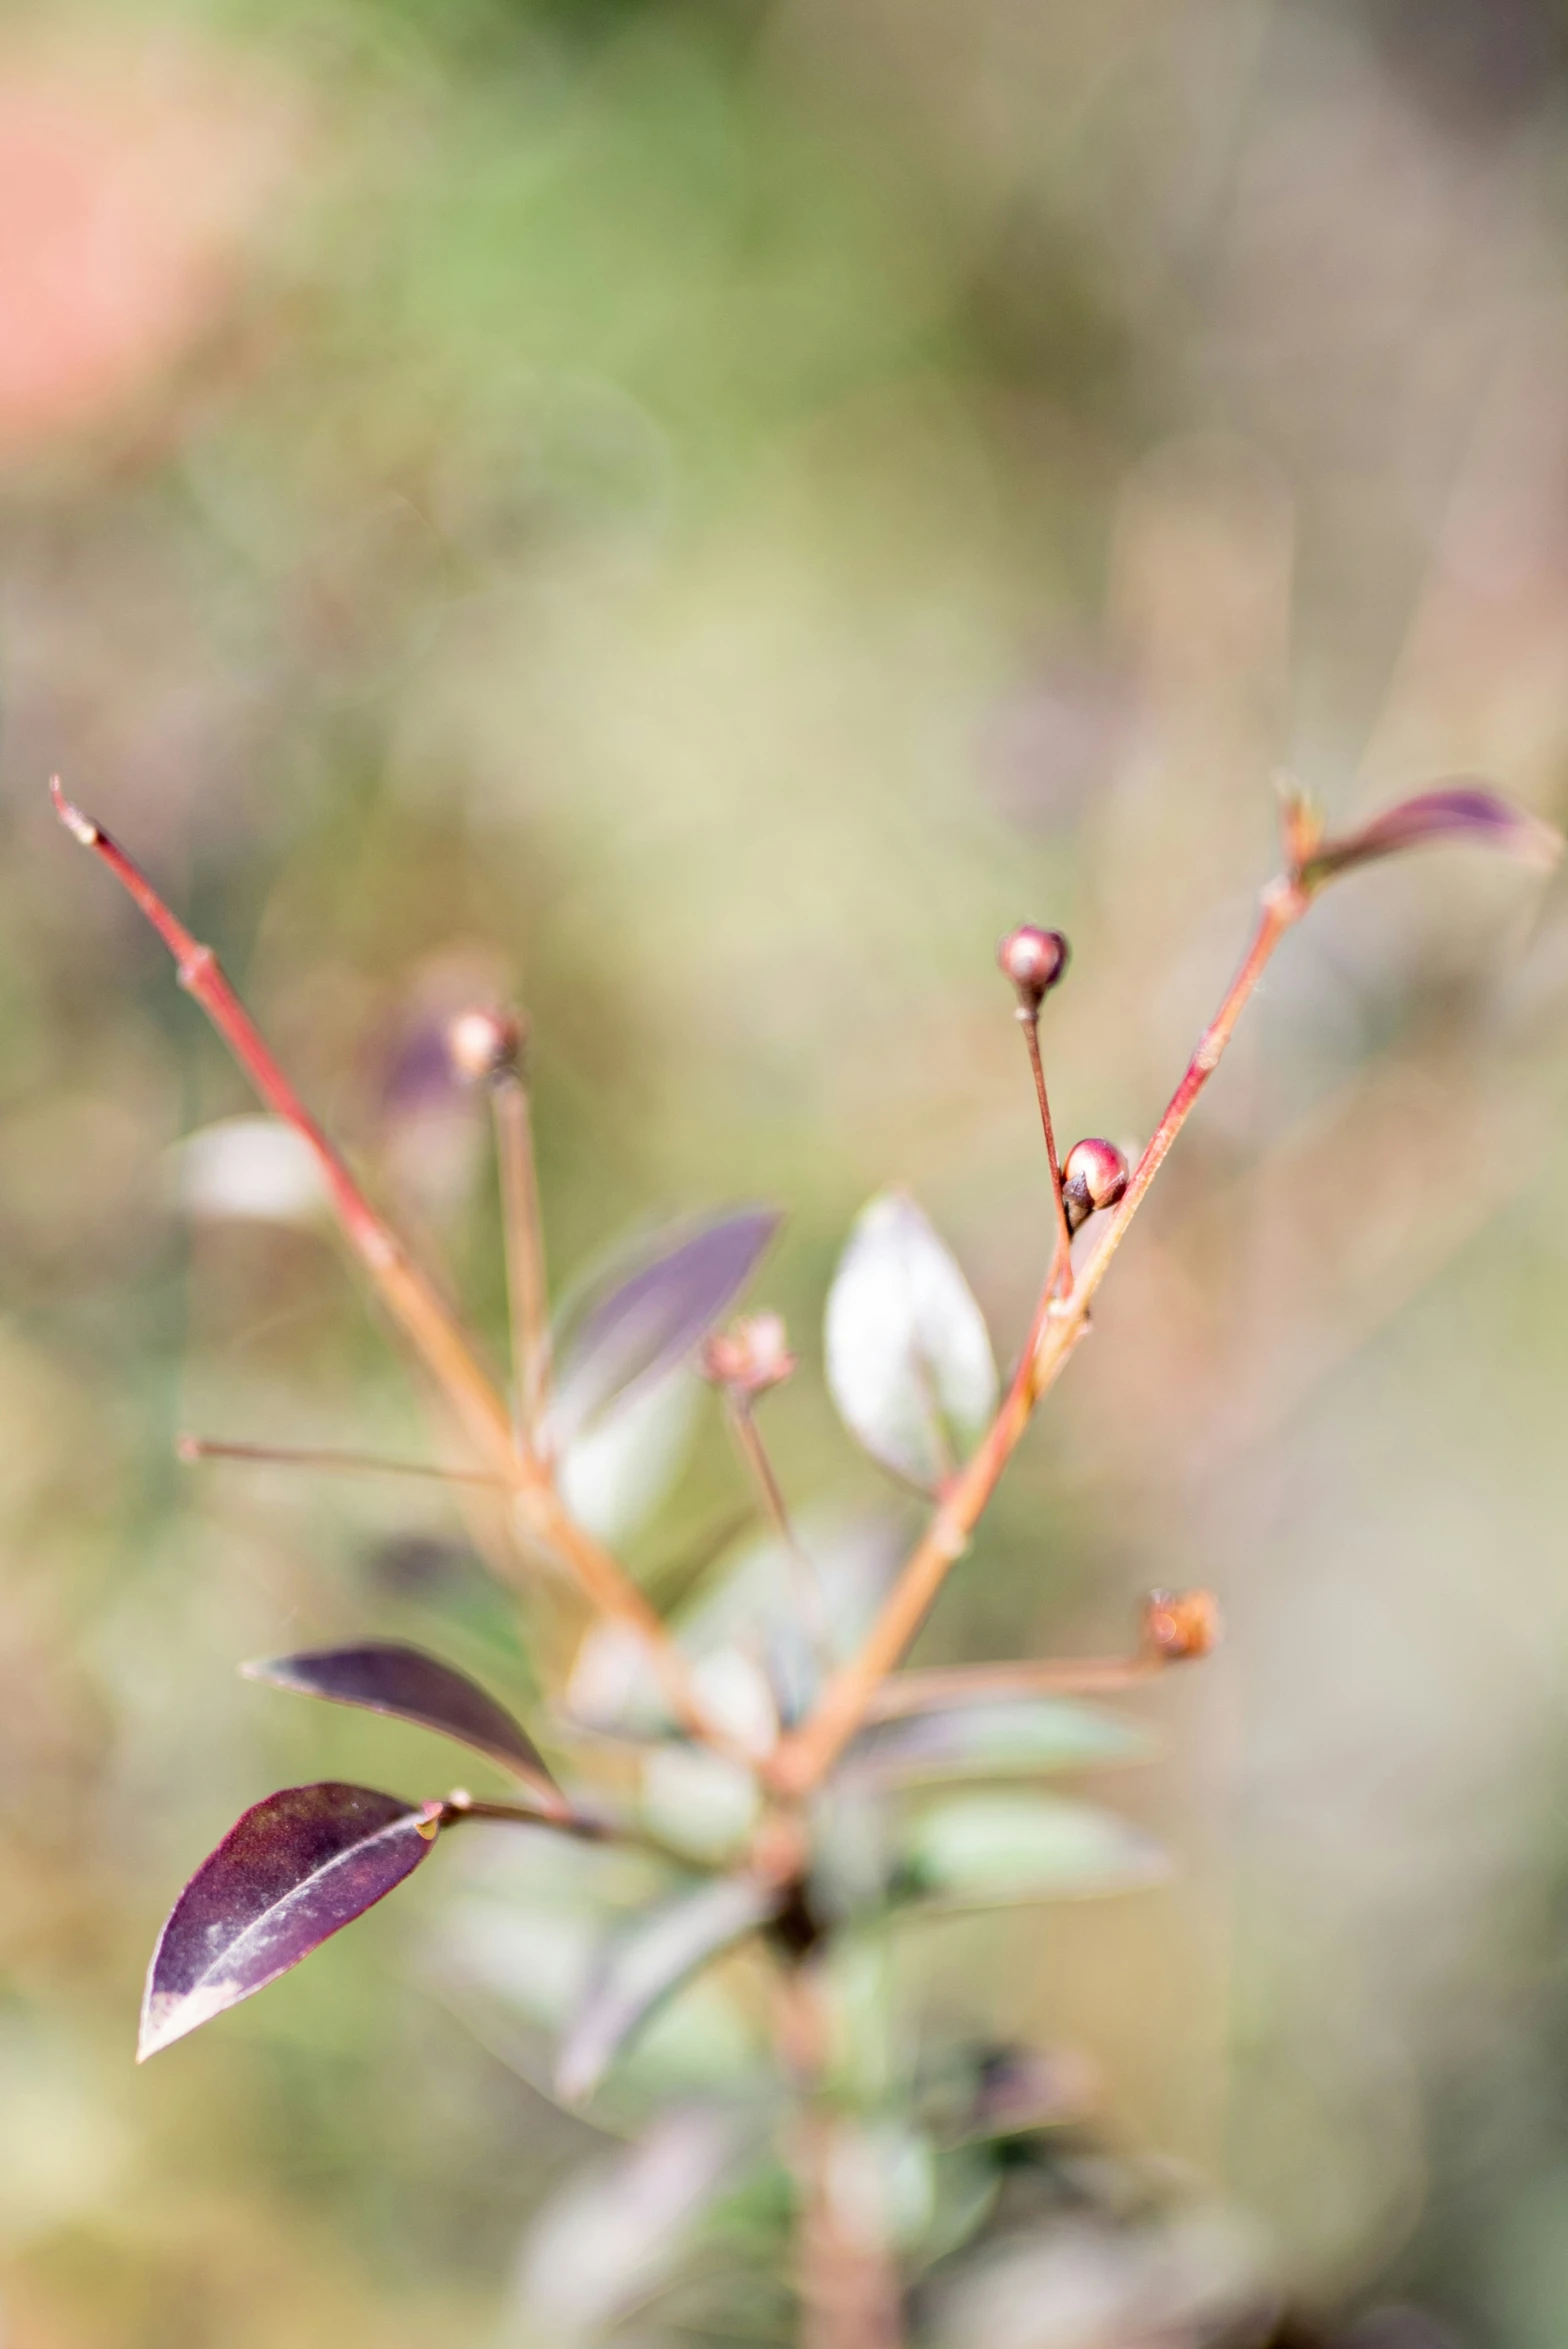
[241,1641,561,1805]
[139,1783,441,2059]
[1302,782,1562,885]
[548,1208,782,1447]
[555,1873,781,2105]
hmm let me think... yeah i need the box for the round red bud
[1140,1587,1221,1664]
[1062,1136,1129,1231]
[702,1312,796,1396]
[997,925,1069,1011]
[447,1006,525,1084]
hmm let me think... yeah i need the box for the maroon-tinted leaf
[1301,782,1562,886]
[555,1873,781,2105]
[241,1641,561,1805]
[139,1783,440,2059]
[548,1208,782,1445]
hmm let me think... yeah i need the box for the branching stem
[768,879,1305,1795]
[52,783,714,1740]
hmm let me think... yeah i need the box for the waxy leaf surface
[825,1192,997,1489]
[848,1698,1152,1784]
[139,1782,439,2058]
[242,1640,560,1801]
[549,1208,781,1446]
[1303,782,1561,884]
[897,1792,1166,1909]
[556,1872,781,2104]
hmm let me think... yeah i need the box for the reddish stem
[768,880,1304,1795]
[51,783,715,1736]
[1020,1011,1075,1297]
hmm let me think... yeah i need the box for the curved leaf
[825,1192,997,1490]
[1301,782,1561,886]
[511,2108,746,2344]
[548,1208,782,1447]
[139,1782,440,2059]
[896,1793,1166,1910]
[556,1873,781,2105]
[241,1641,560,1803]
[848,1699,1153,1785]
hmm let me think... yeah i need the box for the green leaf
[825,1192,998,1491]
[556,1874,781,2104]
[849,1699,1153,1784]
[897,1794,1167,1908]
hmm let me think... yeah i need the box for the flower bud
[1140,1587,1221,1664]
[446,1006,525,1084]
[997,925,1069,1012]
[1062,1136,1129,1231]
[702,1311,796,1396]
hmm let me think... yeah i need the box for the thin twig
[437,1787,689,1864]
[492,1069,552,1447]
[725,1395,832,1663]
[863,1655,1161,1721]
[177,1433,507,1487]
[1019,1011,1075,1297]
[51,783,715,1739]
[768,878,1305,1795]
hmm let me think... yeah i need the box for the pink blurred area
[0,36,297,459]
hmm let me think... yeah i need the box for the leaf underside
[549,1207,782,1447]
[824,1191,997,1491]
[139,1781,440,2060]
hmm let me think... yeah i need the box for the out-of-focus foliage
[6,0,1568,2342]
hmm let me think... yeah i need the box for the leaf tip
[1299,781,1564,888]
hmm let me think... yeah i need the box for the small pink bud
[702,1312,796,1396]
[1062,1136,1129,1231]
[997,925,1069,1012]
[446,1007,525,1084]
[1140,1587,1221,1664]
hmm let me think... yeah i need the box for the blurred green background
[6,0,1568,2340]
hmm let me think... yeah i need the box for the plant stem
[863,1654,1162,1720]
[52,784,714,1736]
[437,1788,677,1858]
[177,1433,507,1486]
[492,1068,551,1447]
[768,879,1304,1796]
[726,1395,831,1662]
[775,1961,906,2349]
[1020,1010,1075,1296]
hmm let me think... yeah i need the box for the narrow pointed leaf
[825,1192,998,1490]
[556,1873,781,2105]
[241,1641,560,1803]
[896,1793,1166,1909]
[848,1698,1153,1785]
[548,1208,782,1446]
[139,1782,440,2058]
[1301,782,1562,886]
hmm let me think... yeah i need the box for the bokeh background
[6,0,1568,2341]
